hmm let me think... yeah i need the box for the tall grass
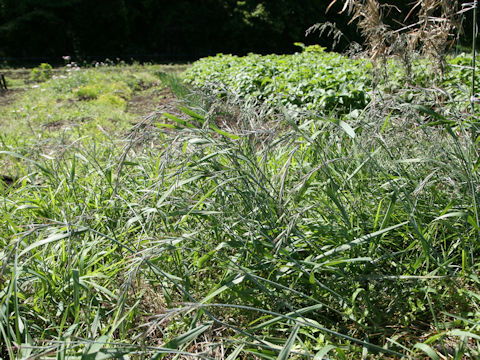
[1,80,479,358]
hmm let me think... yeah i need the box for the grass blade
[277,324,300,360]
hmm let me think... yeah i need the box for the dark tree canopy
[0,0,472,65]
[0,0,364,64]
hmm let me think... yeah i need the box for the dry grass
[328,0,462,77]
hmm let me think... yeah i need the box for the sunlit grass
[0,63,182,141]
[1,61,480,359]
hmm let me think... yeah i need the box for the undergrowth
[1,0,475,357]
[0,63,172,142]
[1,65,480,358]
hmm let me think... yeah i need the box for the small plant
[30,63,53,83]
[96,93,126,108]
[75,84,101,100]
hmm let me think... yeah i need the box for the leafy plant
[184,49,372,115]
[29,63,53,82]
[185,49,480,118]
[75,84,101,99]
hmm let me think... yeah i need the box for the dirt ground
[127,86,180,118]
[0,89,22,107]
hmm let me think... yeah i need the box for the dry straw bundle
[328,0,462,75]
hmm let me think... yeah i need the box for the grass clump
[1,75,480,357]
[75,84,102,100]
[1,50,480,358]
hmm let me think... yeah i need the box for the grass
[0,56,480,359]
[0,62,185,139]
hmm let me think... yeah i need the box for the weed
[29,63,53,83]
[1,57,480,359]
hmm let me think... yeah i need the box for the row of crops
[185,45,478,116]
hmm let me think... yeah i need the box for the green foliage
[75,84,100,100]
[186,50,480,116]
[29,63,53,82]
[74,81,132,103]
[1,59,480,359]
[185,50,372,115]
[0,63,172,141]
[96,93,126,108]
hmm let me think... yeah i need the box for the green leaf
[244,349,276,360]
[161,112,195,128]
[156,174,205,207]
[474,155,480,172]
[19,227,88,257]
[277,324,300,360]
[163,322,212,350]
[413,343,439,360]
[412,104,447,120]
[178,106,205,123]
[226,344,245,360]
[200,276,245,304]
[317,221,409,260]
[0,151,53,176]
[250,304,324,331]
[432,211,467,222]
[338,120,355,138]
[82,348,128,360]
[448,329,480,341]
[81,335,109,359]
[314,345,337,360]
[155,123,177,129]
[209,124,240,139]
[72,269,80,319]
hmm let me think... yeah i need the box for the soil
[0,88,23,107]
[127,87,176,116]
[128,86,189,125]
[0,174,15,186]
